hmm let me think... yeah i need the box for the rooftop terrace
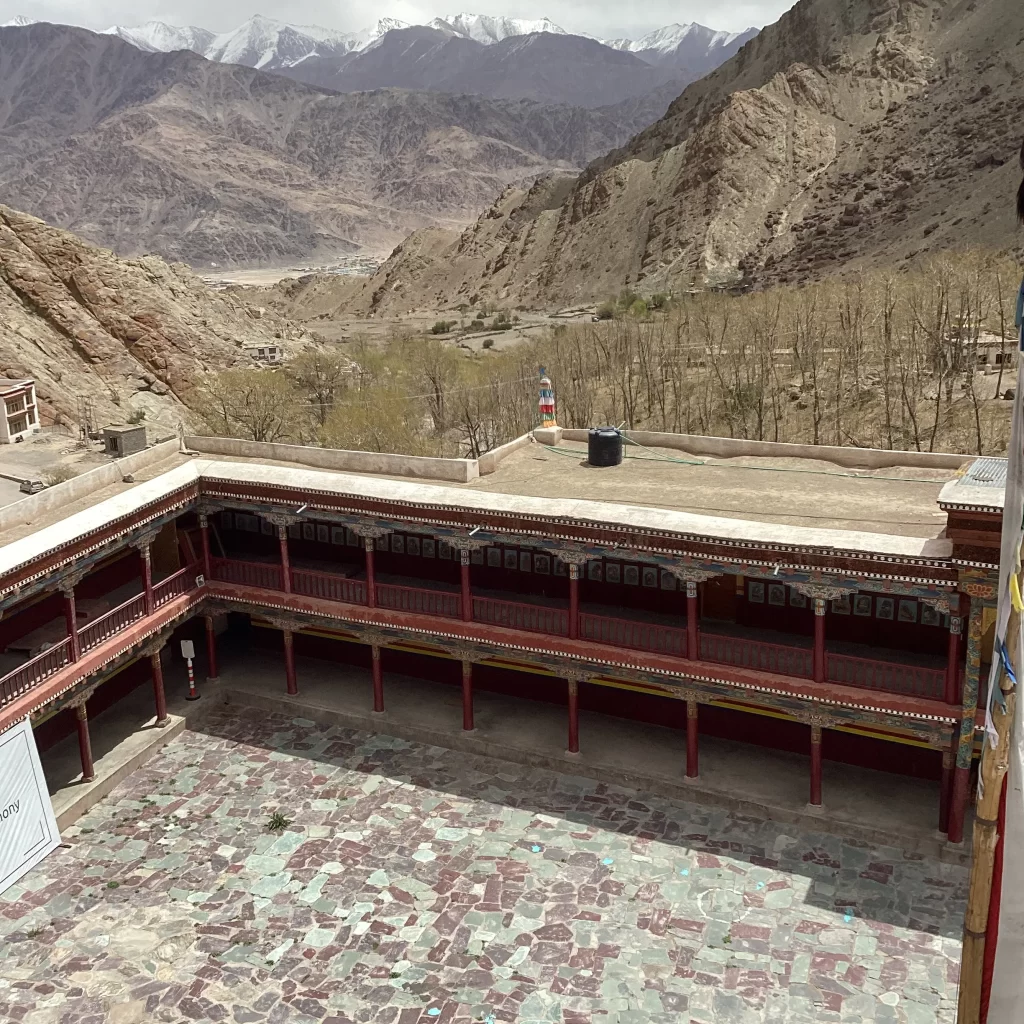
[0,430,992,577]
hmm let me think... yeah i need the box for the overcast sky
[4,1,795,39]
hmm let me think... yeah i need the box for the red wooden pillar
[461,658,474,730]
[205,614,219,683]
[939,746,954,834]
[460,549,473,622]
[567,677,580,753]
[278,525,292,594]
[139,544,154,615]
[199,513,213,578]
[151,652,169,726]
[945,614,963,706]
[809,721,824,806]
[63,584,82,663]
[685,697,699,778]
[949,759,971,844]
[812,598,827,684]
[365,538,377,609]
[568,565,580,640]
[75,702,95,782]
[686,582,700,660]
[371,643,384,712]
[283,628,297,695]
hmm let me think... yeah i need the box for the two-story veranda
[0,429,1002,845]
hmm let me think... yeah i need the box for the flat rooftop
[0,432,983,580]
[458,440,963,539]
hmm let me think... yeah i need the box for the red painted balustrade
[472,595,569,637]
[78,594,148,653]
[827,651,945,700]
[376,583,461,619]
[700,632,814,680]
[206,556,949,703]
[291,568,366,606]
[579,611,688,658]
[154,562,203,608]
[0,638,72,708]
[210,557,283,591]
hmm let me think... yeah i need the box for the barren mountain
[0,23,652,266]
[345,0,1024,314]
[0,205,291,430]
[279,27,683,109]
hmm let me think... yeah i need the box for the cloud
[3,0,795,37]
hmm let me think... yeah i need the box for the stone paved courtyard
[1,706,966,1023]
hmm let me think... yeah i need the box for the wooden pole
[957,608,1019,1024]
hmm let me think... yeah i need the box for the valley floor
[1,703,964,1022]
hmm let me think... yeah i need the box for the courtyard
[0,705,966,1023]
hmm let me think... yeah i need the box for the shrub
[42,465,78,487]
[482,338,495,349]
[628,299,649,318]
[127,408,147,424]
[431,320,455,335]
[595,302,616,321]
[649,293,670,310]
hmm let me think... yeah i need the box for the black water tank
[588,427,623,467]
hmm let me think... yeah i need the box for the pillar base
[206,676,220,685]
[804,802,826,815]
[564,749,580,758]
[155,717,170,728]
[81,774,96,784]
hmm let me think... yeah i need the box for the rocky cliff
[0,205,291,431]
[346,0,1024,313]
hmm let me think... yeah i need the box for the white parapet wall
[558,428,970,472]
[187,433,535,483]
[187,436,482,483]
[0,438,182,532]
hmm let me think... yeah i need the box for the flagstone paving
[0,706,966,1023]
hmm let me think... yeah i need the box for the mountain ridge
[0,22,660,266]
[336,0,1024,314]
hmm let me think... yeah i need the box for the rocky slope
[0,205,292,430]
[345,0,1024,313]
[0,24,652,266]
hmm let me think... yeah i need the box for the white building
[0,379,39,443]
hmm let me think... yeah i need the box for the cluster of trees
[195,251,1019,458]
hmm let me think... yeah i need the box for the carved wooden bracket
[920,592,959,617]
[446,534,488,552]
[58,566,92,594]
[790,581,854,602]
[351,523,391,540]
[554,547,591,567]
[259,511,305,530]
[667,565,721,585]
[130,527,162,553]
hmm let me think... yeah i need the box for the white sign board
[0,718,60,894]
[180,640,195,660]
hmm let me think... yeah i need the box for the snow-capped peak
[437,13,567,44]
[1,15,35,27]
[102,21,215,55]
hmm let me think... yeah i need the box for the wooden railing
[473,596,569,637]
[292,568,366,606]
[210,557,283,591]
[376,583,461,619]
[827,652,945,700]
[203,556,950,703]
[154,562,202,608]
[700,632,814,679]
[78,594,148,653]
[0,638,72,708]
[579,612,688,658]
